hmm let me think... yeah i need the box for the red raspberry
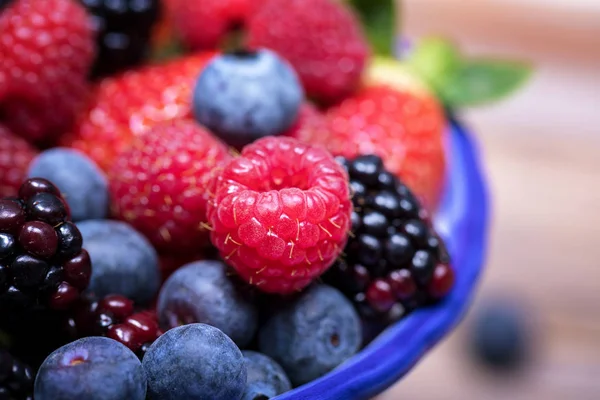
[247,0,370,103]
[306,85,446,211]
[284,103,328,142]
[0,124,38,198]
[0,0,95,144]
[166,0,263,50]
[206,136,352,294]
[109,119,232,255]
[60,52,216,172]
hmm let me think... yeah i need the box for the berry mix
[0,0,456,399]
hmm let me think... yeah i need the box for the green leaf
[348,0,396,56]
[441,60,533,107]
[406,37,461,95]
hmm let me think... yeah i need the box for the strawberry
[166,0,263,50]
[0,124,38,198]
[302,83,446,211]
[60,52,217,171]
[247,0,370,103]
[108,119,232,255]
[0,0,95,144]
[206,136,352,294]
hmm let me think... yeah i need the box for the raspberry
[60,52,216,171]
[323,155,454,326]
[109,119,232,255]
[0,0,95,144]
[206,136,352,294]
[247,0,370,103]
[0,125,38,198]
[306,84,447,210]
[0,178,91,313]
[166,0,262,50]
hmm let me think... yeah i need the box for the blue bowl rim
[274,119,491,400]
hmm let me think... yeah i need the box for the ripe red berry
[247,0,370,103]
[0,0,95,143]
[109,119,232,255]
[0,126,38,199]
[207,136,352,294]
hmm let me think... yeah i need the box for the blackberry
[324,155,454,325]
[66,293,162,359]
[0,178,91,313]
[0,0,14,11]
[81,0,162,78]
[0,349,34,400]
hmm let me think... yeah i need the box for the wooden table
[378,1,600,398]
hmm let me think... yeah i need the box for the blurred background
[381,0,600,399]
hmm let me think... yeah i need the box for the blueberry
[157,260,258,348]
[242,351,291,400]
[34,336,146,400]
[77,220,160,304]
[258,284,361,386]
[143,323,246,400]
[28,148,109,222]
[469,299,531,371]
[193,49,304,147]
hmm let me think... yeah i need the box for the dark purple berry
[11,254,49,289]
[82,0,162,78]
[411,250,436,285]
[428,264,454,299]
[18,221,58,258]
[26,193,67,226]
[0,233,16,260]
[365,279,395,313]
[18,178,60,201]
[384,233,413,264]
[349,155,383,186]
[0,285,30,308]
[324,155,453,331]
[97,313,116,331]
[361,211,387,237]
[388,269,416,301]
[63,250,92,290]
[98,295,134,321]
[40,266,65,294]
[48,282,79,309]
[0,199,26,233]
[372,190,400,217]
[377,171,397,189]
[350,211,362,232]
[55,222,83,260]
[0,264,8,292]
[403,219,429,247]
[0,349,34,400]
[356,234,381,267]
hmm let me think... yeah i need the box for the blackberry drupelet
[324,155,455,325]
[66,293,162,359]
[0,178,91,313]
[0,348,34,400]
[81,0,162,78]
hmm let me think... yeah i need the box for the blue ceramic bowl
[275,119,490,400]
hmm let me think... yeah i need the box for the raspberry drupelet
[0,178,92,312]
[324,155,454,325]
[206,136,353,294]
